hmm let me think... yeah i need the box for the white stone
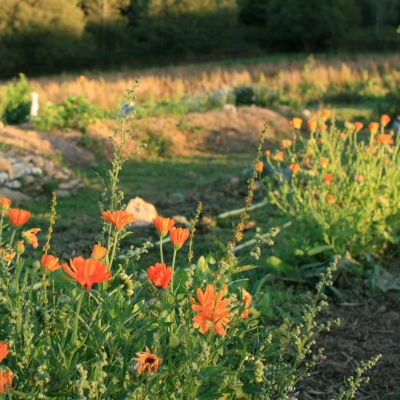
[9,162,30,180]
[30,167,43,176]
[55,189,71,197]
[0,187,32,203]
[0,172,8,185]
[5,180,22,189]
[58,179,81,190]
[23,175,36,185]
[125,197,158,227]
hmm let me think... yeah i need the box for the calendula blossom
[0,343,9,363]
[91,244,107,261]
[22,228,41,248]
[376,134,393,145]
[41,254,61,272]
[0,367,13,395]
[240,288,252,319]
[326,194,335,205]
[0,248,15,264]
[134,347,162,376]
[323,174,334,184]
[289,163,301,174]
[307,120,317,133]
[280,139,293,149]
[290,118,302,129]
[256,161,264,172]
[101,210,136,230]
[153,216,175,238]
[321,109,331,121]
[8,208,31,229]
[354,122,363,131]
[320,158,329,168]
[0,198,11,213]
[170,227,190,250]
[147,263,172,289]
[368,122,379,135]
[380,114,391,127]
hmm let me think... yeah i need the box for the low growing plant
[0,86,380,399]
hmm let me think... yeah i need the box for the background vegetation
[0,0,399,78]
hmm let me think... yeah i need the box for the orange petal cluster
[101,210,135,230]
[0,342,12,395]
[323,174,334,184]
[62,256,111,290]
[272,151,284,162]
[240,288,252,319]
[354,122,363,131]
[134,347,162,376]
[147,263,172,289]
[280,139,293,149]
[0,198,11,213]
[22,228,41,248]
[289,163,301,175]
[290,118,302,129]
[380,114,391,127]
[190,284,231,336]
[326,194,335,205]
[376,134,393,145]
[91,244,107,261]
[0,343,9,363]
[320,158,329,168]
[308,119,317,133]
[256,161,264,172]
[321,109,331,121]
[8,208,31,229]
[170,227,190,250]
[368,122,380,135]
[153,216,175,237]
[41,254,61,272]
[0,248,15,264]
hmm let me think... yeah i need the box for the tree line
[0,0,399,78]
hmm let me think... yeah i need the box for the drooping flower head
[134,347,162,376]
[62,256,111,290]
[289,163,301,175]
[41,254,61,272]
[376,134,393,145]
[190,284,231,336]
[170,227,190,250]
[91,244,107,261]
[22,228,41,248]
[290,118,302,129]
[147,263,172,289]
[8,208,31,229]
[0,368,13,395]
[380,114,391,127]
[0,343,9,363]
[368,122,380,135]
[153,216,175,238]
[0,198,11,213]
[101,210,135,230]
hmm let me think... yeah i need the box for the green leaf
[306,244,332,256]
[231,265,259,274]
[265,256,297,277]
[169,333,181,348]
[197,256,210,274]
[242,383,265,395]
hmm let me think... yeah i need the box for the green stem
[0,211,5,245]
[72,290,84,346]
[8,229,16,248]
[170,248,177,293]
[160,236,164,264]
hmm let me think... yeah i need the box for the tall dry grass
[29,54,400,109]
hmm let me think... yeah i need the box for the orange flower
[91,244,107,261]
[256,161,264,172]
[134,347,162,376]
[321,109,331,121]
[153,216,175,238]
[354,174,364,183]
[323,174,334,184]
[321,158,329,168]
[41,254,61,272]
[289,163,301,174]
[0,198,11,213]
[326,194,335,205]
[354,122,363,131]
[368,122,380,135]
[0,343,9,363]
[319,123,328,132]
[62,256,111,290]
[280,139,293,149]
[101,210,135,230]
[22,228,41,248]
[240,288,252,319]
[273,151,284,162]
[8,208,31,229]
[0,368,13,395]
[265,150,271,157]
[0,248,15,264]
[318,137,324,144]
[380,114,391,127]
[376,134,393,145]
[339,132,347,140]
[290,118,302,129]
[147,263,172,289]
[170,227,190,250]
[308,120,317,133]
[190,284,231,336]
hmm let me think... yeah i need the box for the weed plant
[261,111,400,274]
[0,85,381,399]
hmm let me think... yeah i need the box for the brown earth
[1,107,399,399]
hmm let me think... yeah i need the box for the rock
[125,197,158,227]
[9,162,30,180]
[52,171,70,180]
[0,172,8,185]
[223,104,237,114]
[5,180,22,189]
[0,187,32,203]
[58,179,81,190]
[55,189,71,197]
[22,175,36,186]
[172,215,192,228]
[0,157,11,173]
[30,167,43,176]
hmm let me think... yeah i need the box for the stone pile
[0,151,84,203]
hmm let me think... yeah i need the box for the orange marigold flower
[376,134,393,145]
[289,163,301,174]
[8,208,31,229]
[240,288,252,319]
[280,139,293,149]
[290,118,302,129]
[324,174,334,184]
[273,151,284,162]
[170,227,190,250]
[153,216,175,238]
[41,254,61,272]
[308,119,318,133]
[264,150,271,157]
[190,284,231,336]
[22,228,41,248]
[321,158,329,168]
[0,368,13,395]
[101,210,135,230]
[380,114,391,127]
[319,123,328,132]
[0,198,11,213]
[0,248,15,264]
[0,343,9,363]
[321,109,331,121]
[62,256,111,290]
[256,161,264,172]
[134,347,162,376]
[354,174,364,183]
[91,244,107,261]
[147,263,172,289]
[326,194,335,205]
[339,132,347,139]
[354,122,363,131]
[368,122,379,135]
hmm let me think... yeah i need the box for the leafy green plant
[0,73,32,125]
